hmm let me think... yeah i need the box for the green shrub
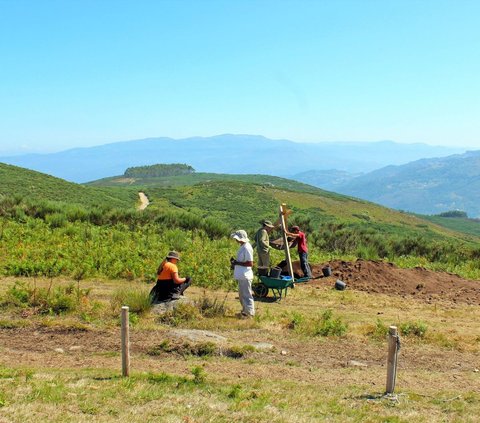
[45,213,67,228]
[110,286,152,315]
[284,311,305,330]
[191,366,206,384]
[312,309,348,337]
[399,321,427,338]
[367,319,389,341]
[3,281,30,306]
[225,344,255,358]
[1,281,82,314]
[157,302,202,326]
[194,292,230,318]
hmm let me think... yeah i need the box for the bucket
[322,266,332,277]
[257,266,269,277]
[335,279,346,291]
[269,267,282,279]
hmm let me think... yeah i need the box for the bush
[1,281,83,314]
[284,311,305,330]
[399,321,427,338]
[312,309,348,337]
[157,302,202,326]
[194,292,230,318]
[110,286,152,315]
[364,319,389,341]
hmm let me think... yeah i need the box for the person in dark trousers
[252,219,275,268]
[150,251,191,303]
[285,225,313,278]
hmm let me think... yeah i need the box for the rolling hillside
[2,162,480,283]
[332,150,480,217]
[0,162,138,209]
[87,165,480,244]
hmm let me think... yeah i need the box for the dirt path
[138,191,149,210]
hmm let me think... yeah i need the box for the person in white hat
[230,230,255,318]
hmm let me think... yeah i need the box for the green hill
[88,167,480,243]
[0,162,138,208]
[2,162,480,282]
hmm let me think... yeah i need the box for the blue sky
[1,0,479,154]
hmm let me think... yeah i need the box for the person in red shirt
[286,225,313,278]
[150,251,191,303]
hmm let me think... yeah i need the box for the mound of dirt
[288,259,480,305]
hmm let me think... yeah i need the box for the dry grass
[0,277,479,422]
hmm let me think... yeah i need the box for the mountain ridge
[323,150,480,217]
[0,134,463,183]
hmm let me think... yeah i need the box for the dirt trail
[285,259,480,305]
[138,192,149,210]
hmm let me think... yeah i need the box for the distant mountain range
[0,134,462,183]
[294,150,480,218]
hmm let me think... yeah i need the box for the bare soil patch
[286,259,480,305]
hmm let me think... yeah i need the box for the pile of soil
[287,259,480,305]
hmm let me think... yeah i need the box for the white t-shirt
[234,242,254,280]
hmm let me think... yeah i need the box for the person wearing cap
[285,225,313,279]
[252,219,275,268]
[150,251,191,303]
[230,230,255,318]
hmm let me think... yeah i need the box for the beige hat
[231,230,249,242]
[166,251,180,260]
[260,219,274,228]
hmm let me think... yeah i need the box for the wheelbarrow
[253,275,310,300]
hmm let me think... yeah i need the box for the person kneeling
[150,251,191,303]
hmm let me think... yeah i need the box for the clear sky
[1,0,479,155]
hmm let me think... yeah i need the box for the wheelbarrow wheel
[253,283,268,298]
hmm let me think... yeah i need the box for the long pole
[279,204,295,281]
[121,306,130,377]
[386,325,399,394]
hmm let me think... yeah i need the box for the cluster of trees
[124,164,195,178]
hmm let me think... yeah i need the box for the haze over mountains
[328,150,480,218]
[0,134,462,181]
[2,134,478,216]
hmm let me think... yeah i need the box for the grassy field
[0,276,479,422]
[421,214,480,237]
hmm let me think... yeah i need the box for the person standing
[252,219,275,268]
[286,225,313,279]
[150,251,191,303]
[230,230,255,318]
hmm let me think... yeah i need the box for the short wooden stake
[121,306,130,377]
[386,325,399,394]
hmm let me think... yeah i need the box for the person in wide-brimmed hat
[252,219,276,268]
[230,230,255,318]
[150,251,191,303]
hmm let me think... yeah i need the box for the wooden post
[121,306,130,377]
[279,204,295,281]
[386,325,399,394]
